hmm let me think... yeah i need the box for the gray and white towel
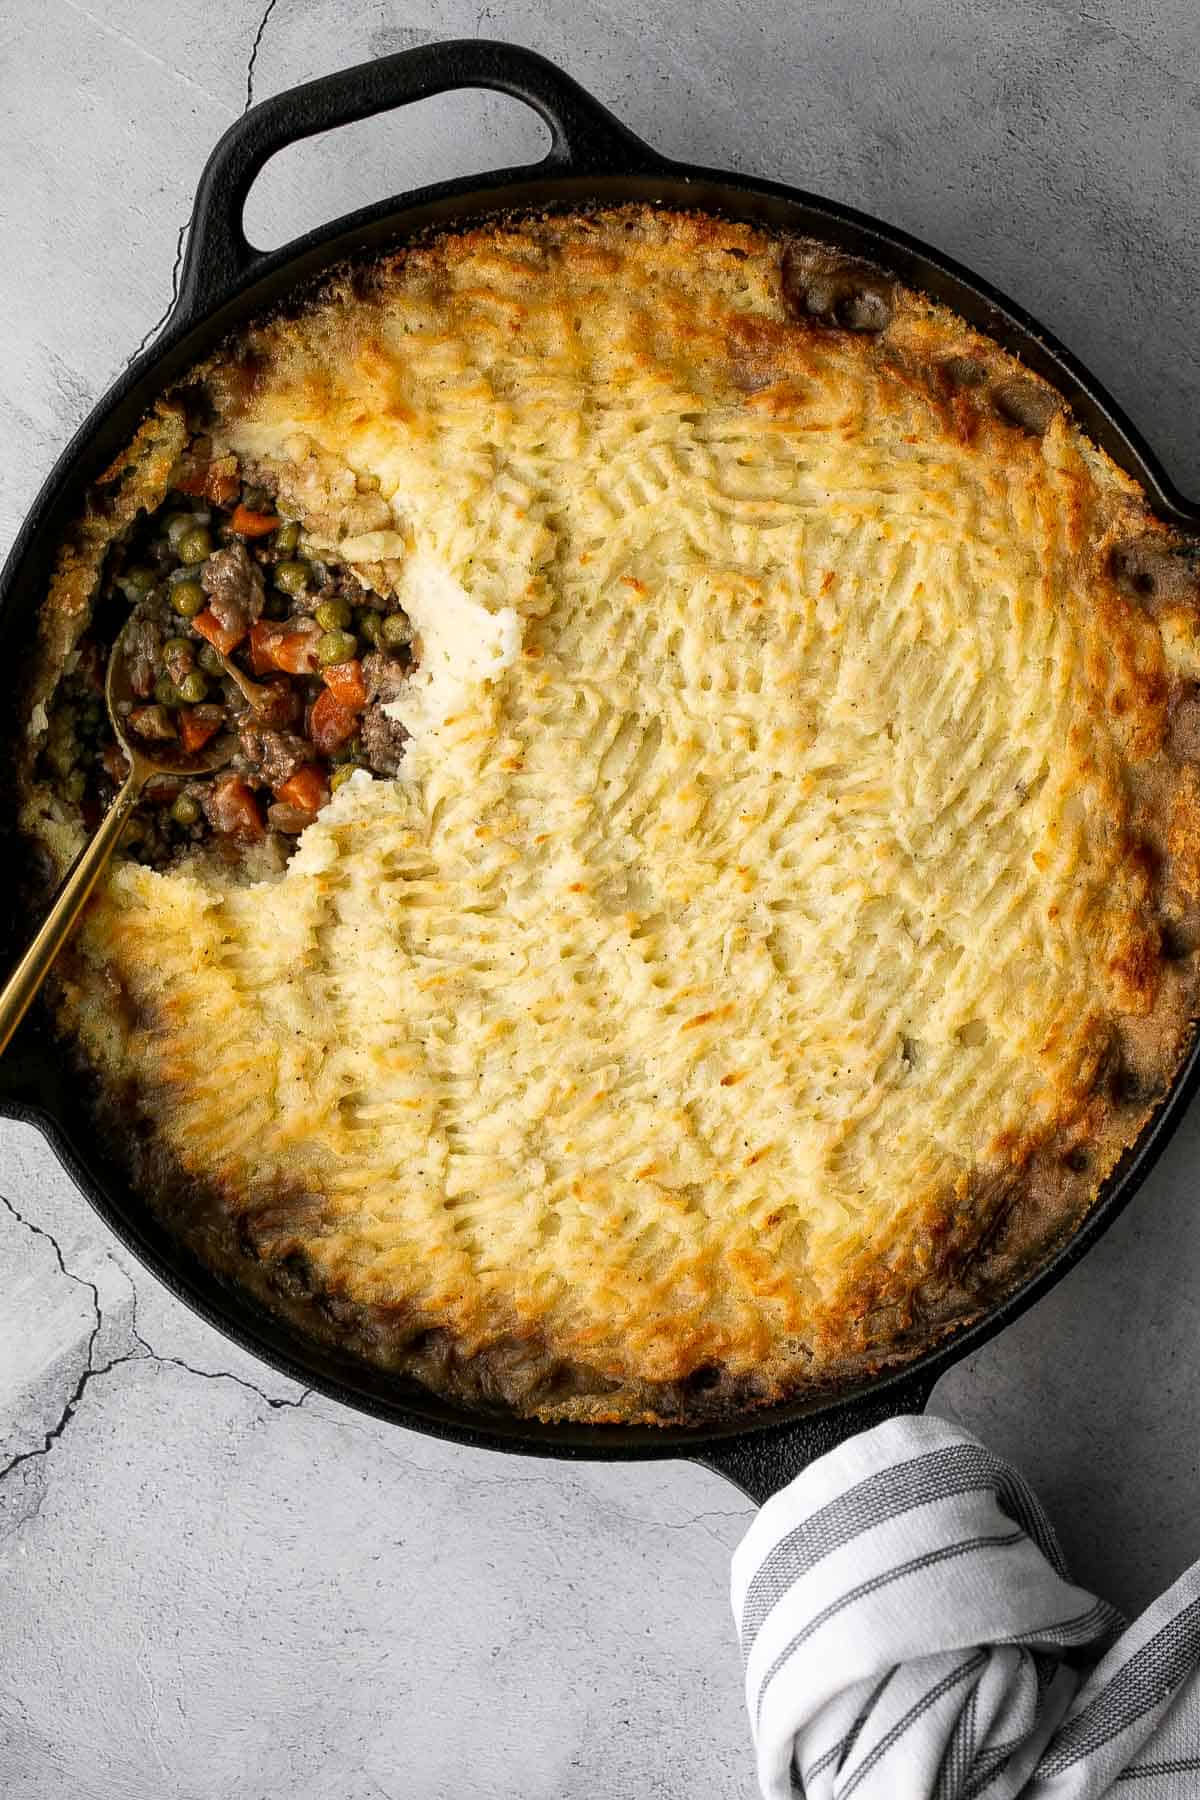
[732,1415,1200,1798]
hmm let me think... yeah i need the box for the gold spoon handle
[0,768,147,1057]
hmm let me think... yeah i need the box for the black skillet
[2,41,1198,1504]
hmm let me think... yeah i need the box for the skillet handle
[176,40,665,322]
[694,1369,937,1503]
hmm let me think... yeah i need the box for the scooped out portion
[17,205,1200,1426]
[36,452,421,871]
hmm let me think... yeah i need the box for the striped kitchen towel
[732,1414,1200,1798]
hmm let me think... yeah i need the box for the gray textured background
[3,3,1200,1795]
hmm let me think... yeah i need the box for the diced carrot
[249,619,320,675]
[275,764,330,814]
[230,502,280,537]
[179,710,222,754]
[248,621,276,676]
[192,608,247,655]
[272,632,322,675]
[309,686,359,754]
[177,457,241,504]
[208,775,264,842]
[321,657,367,713]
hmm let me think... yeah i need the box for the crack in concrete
[0,1191,109,1462]
[118,1261,308,1412]
[0,1351,144,1488]
[0,1190,309,1496]
[0,1191,103,1342]
[119,1252,310,1411]
[244,0,281,113]
[118,0,280,360]
[0,1340,311,1494]
[127,216,192,363]
[130,1324,311,1413]
[1,1196,735,1542]
[635,1506,752,1549]
[642,1508,752,1530]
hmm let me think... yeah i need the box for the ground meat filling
[37,452,418,869]
[236,723,311,789]
[362,651,409,703]
[359,704,409,776]
[200,541,264,638]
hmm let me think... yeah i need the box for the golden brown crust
[19,205,1200,1423]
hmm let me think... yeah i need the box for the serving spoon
[0,619,234,1056]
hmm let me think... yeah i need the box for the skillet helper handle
[0,772,144,1058]
[695,1369,937,1503]
[177,39,664,322]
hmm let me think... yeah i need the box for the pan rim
[4,159,1199,1464]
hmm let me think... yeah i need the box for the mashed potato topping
[27,207,1200,1421]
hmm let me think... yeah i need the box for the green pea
[164,512,195,549]
[177,672,208,704]
[356,610,383,646]
[274,520,300,555]
[316,628,358,667]
[332,735,362,764]
[163,635,192,659]
[329,763,360,792]
[170,580,206,618]
[381,612,412,649]
[196,642,224,675]
[154,675,179,706]
[314,596,352,631]
[274,560,311,596]
[177,525,213,565]
[242,485,270,512]
[171,793,201,827]
[120,564,156,600]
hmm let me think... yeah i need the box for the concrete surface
[2,2,1200,1794]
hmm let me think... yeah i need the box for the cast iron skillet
[2,41,1198,1503]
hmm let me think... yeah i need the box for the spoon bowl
[105,616,235,780]
[0,616,236,1056]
